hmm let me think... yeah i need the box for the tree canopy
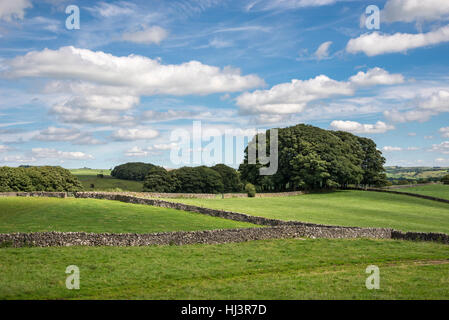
[239,124,386,191]
[0,166,84,192]
[111,162,156,181]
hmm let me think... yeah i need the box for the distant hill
[385,166,449,180]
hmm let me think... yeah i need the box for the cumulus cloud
[429,141,449,154]
[314,41,332,60]
[382,146,402,152]
[383,109,436,123]
[111,128,159,141]
[33,127,102,145]
[346,25,449,56]
[124,146,149,157]
[349,67,404,86]
[87,2,136,17]
[236,75,353,115]
[143,109,212,122]
[1,155,36,163]
[384,90,449,123]
[0,145,12,152]
[383,0,449,23]
[122,26,168,45]
[330,120,395,134]
[31,148,94,160]
[0,0,32,21]
[3,46,264,96]
[440,127,449,138]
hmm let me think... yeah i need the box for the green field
[75,175,144,192]
[0,197,257,234]
[385,166,449,180]
[1,238,448,299]
[164,190,449,234]
[394,184,449,200]
[69,168,112,176]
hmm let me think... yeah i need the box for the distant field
[1,238,448,299]
[0,197,257,234]
[75,175,144,192]
[69,169,112,176]
[385,166,449,180]
[165,190,449,234]
[394,184,449,200]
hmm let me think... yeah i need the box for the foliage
[0,166,83,192]
[245,183,256,197]
[442,175,449,185]
[111,162,156,181]
[143,166,174,192]
[239,124,386,191]
[210,164,242,192]
[169,166,224,194]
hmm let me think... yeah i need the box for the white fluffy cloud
[111,128,159,141]
[439,127,449,138]
[314,41,332,60]
[349,67,404,86]
[0,0,32,21]
[0,145,11,152]
[33,127,102,145]
[124,146,149,157]
[330,120,395,134]
[236,75,353,115]
[31,148,94,160]
[346,25,449,56]
[429,141,449,154]
[4,46,264,96]
[418,90,449,112]
[383,0,449,23]
[382,146,402,152]
[122,26,168,45]
[383,109,436,123]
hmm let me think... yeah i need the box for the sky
[0,0,449,169]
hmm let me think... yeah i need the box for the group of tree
[239,124,387,191]
[0,166,84,192]
[111,162,156,181]
[143,164,242,194]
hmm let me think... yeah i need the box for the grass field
[0,238,448,299]
[164,190,449,234]
[0,197,258,234]
[69,168,112,176]
[75,175,144,192]
[394,184,449,200]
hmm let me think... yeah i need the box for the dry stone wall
[0,191,448,247]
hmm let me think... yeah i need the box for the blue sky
[0,0,449,169]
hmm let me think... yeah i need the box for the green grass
[75,175,144,192]
[69,169,112,176]
[0,238,448,299]
[164,190,449,234]
[395,184,449,200]
[0,197,258,234]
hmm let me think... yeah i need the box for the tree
[211,164,242,192]
[239,124,386,191]
[245,183,256,197]
[143,166,174,192]
[442,175,449,185]
[111,162,156,181]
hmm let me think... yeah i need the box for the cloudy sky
[0,0,449,169]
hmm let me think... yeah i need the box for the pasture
[0,197,257,234]
[164,190,449,234]
[0,238,448,299]
[394,184,449,200]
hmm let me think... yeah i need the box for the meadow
[0,238,448,299]
[164,190,449,234]
[394,184,449,200]
[69,168,144,192]
[0,197,257,234]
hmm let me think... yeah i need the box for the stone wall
[0,225,393,248]
[1,191,448,246]
[346,187,449,204]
